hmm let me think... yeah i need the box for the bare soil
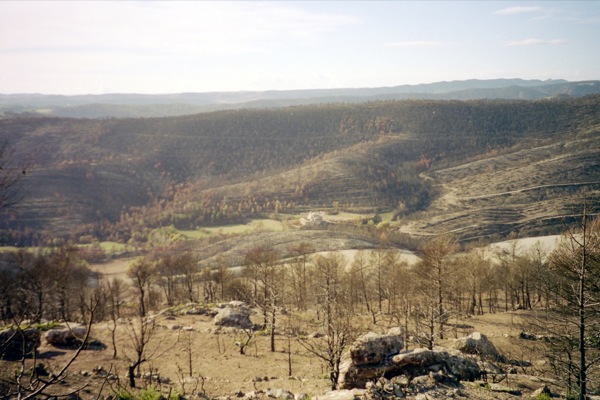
[2,306,562,400]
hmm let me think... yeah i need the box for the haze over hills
[2,79,600,119]
[1,84,599,258]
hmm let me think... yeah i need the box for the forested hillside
[1,96,599,246]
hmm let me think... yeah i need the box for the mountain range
[2,78,600,119]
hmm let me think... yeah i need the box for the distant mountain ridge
[2,78,599,119]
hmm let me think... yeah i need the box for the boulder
[392,347,481,382]
[314,389,365,400]
[530,384,552,398]
[450,332,502,361]
[349,332,404,365]
[266,388,294,400]
[338,332,404,389]
[0,328,41,359]
[338,333,482,390]
[214,306,252,329]
[45,325,86,347]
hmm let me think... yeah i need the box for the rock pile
[338,331,405,389]
[338,331,484,390]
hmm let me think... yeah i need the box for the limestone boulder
[349,332,404,365]
[45,325,87,347]
[392,347,481,381]
[338,332,404,389]
[213,306,252,329]
[450,332,502,361]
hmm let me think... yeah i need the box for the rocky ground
[1,305,564,399]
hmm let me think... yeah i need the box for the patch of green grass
[248,219,285,231]
[0,246,19,253]
[98,241,129,252]
[32,321,61,331]
[178,218,285,239]
[378,211,395,222]
[139,388,162,400]
[113,389,135,400]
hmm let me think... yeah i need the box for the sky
[1,1,600,95]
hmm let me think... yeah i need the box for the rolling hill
[0,94,599,251]
[2,79,599,119]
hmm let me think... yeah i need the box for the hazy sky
[2,1,599,95]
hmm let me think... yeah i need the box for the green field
[178,218,286,239]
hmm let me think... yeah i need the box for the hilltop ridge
[1,94,599,251]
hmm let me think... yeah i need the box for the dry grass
[1,306,560,399]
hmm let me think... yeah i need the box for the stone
[387,327,404,337]
[338,333,482,390]
[519,331,537,340]
[0,328,41,359]
[314,389,365,400]
[214,307,252,329]
[45,325,86,347]
[450,332,501,361]
[530,384,552,398]
[349,332,404,365]
[392,347,481,382]
[338,331,405,389]
[266,388,294,400]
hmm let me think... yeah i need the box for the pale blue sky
[1,1,599,94]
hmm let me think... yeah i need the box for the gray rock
[337,331,405,389]
[266,388,294,400]
[45,325,86,346]
[530,384,552,398]
[314,389,365,400]
[214,307,252,329]
[338,332,482,390]
[450,332,501,361]
[392,347,481,382]
[349,332,404,365]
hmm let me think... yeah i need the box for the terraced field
[400,130,600,240]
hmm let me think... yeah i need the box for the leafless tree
[298,253,356,390]
[542,211,600,400]
[128,258,155,318]
[288,242,313,310]
[416,235,458,342]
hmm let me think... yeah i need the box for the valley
[1,85,600,399]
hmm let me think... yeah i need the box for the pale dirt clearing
[88,257,137,283]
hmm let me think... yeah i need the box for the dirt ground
[1,306,561,400]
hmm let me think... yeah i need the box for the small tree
[416,235,458,343]
[298,253,356,390]
[123,315,158,388]
[542,211,600,400]
[128,258,155,318]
